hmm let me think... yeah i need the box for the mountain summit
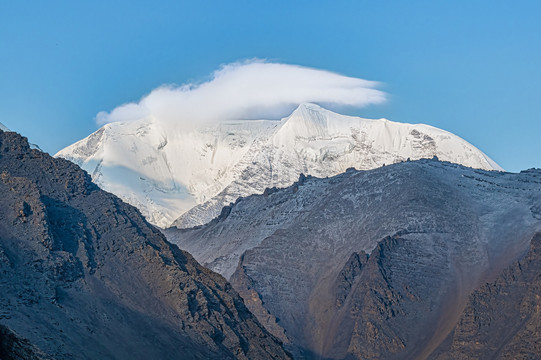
[57,104,501,227]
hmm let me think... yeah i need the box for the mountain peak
[0,122,10,132]
[280,103,333,139]
[293,102,325,111]
[58,105,502,228]
[287,103,326,122]
[288,103,332,120]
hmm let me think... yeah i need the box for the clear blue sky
[1,1,540,172]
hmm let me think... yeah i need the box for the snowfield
[56,103,501,228]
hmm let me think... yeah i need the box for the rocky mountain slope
[56,104,501,228]
[0,324,50,360]
[431,232,541,360]
[0,129,290,359]
[166,159,541,359]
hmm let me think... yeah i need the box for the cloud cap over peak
[96,60,387,127]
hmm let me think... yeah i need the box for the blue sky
[1,1,540,172]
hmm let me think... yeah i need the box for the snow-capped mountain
[56,103,502,228]
[0,122,10,131]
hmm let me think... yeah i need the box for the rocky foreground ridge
[0,129,290,359]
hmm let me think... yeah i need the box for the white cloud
[96,59,386,126]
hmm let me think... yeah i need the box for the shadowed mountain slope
[0,324,50,360]
[431,232,541,360]
[0,129,290,359]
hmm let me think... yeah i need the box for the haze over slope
[57,104,501,228]
[432,232,541,359]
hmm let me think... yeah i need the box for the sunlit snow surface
[56,104,501,228]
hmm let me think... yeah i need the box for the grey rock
[167,159,541,358]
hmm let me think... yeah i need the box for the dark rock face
[334,251,369,309]
[319,235,477,360]
[431,232,541,360]
[0,324,49,360]
[0,130,290,359]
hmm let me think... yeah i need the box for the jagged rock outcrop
[167,160,541,359]
[316,235,464,360]
[431,232,541,360]
[0,130,290,359]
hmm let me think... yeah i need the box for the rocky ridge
[0,129,290,359]
[167,159,541,359]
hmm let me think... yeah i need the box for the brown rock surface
[430,232,541,360]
